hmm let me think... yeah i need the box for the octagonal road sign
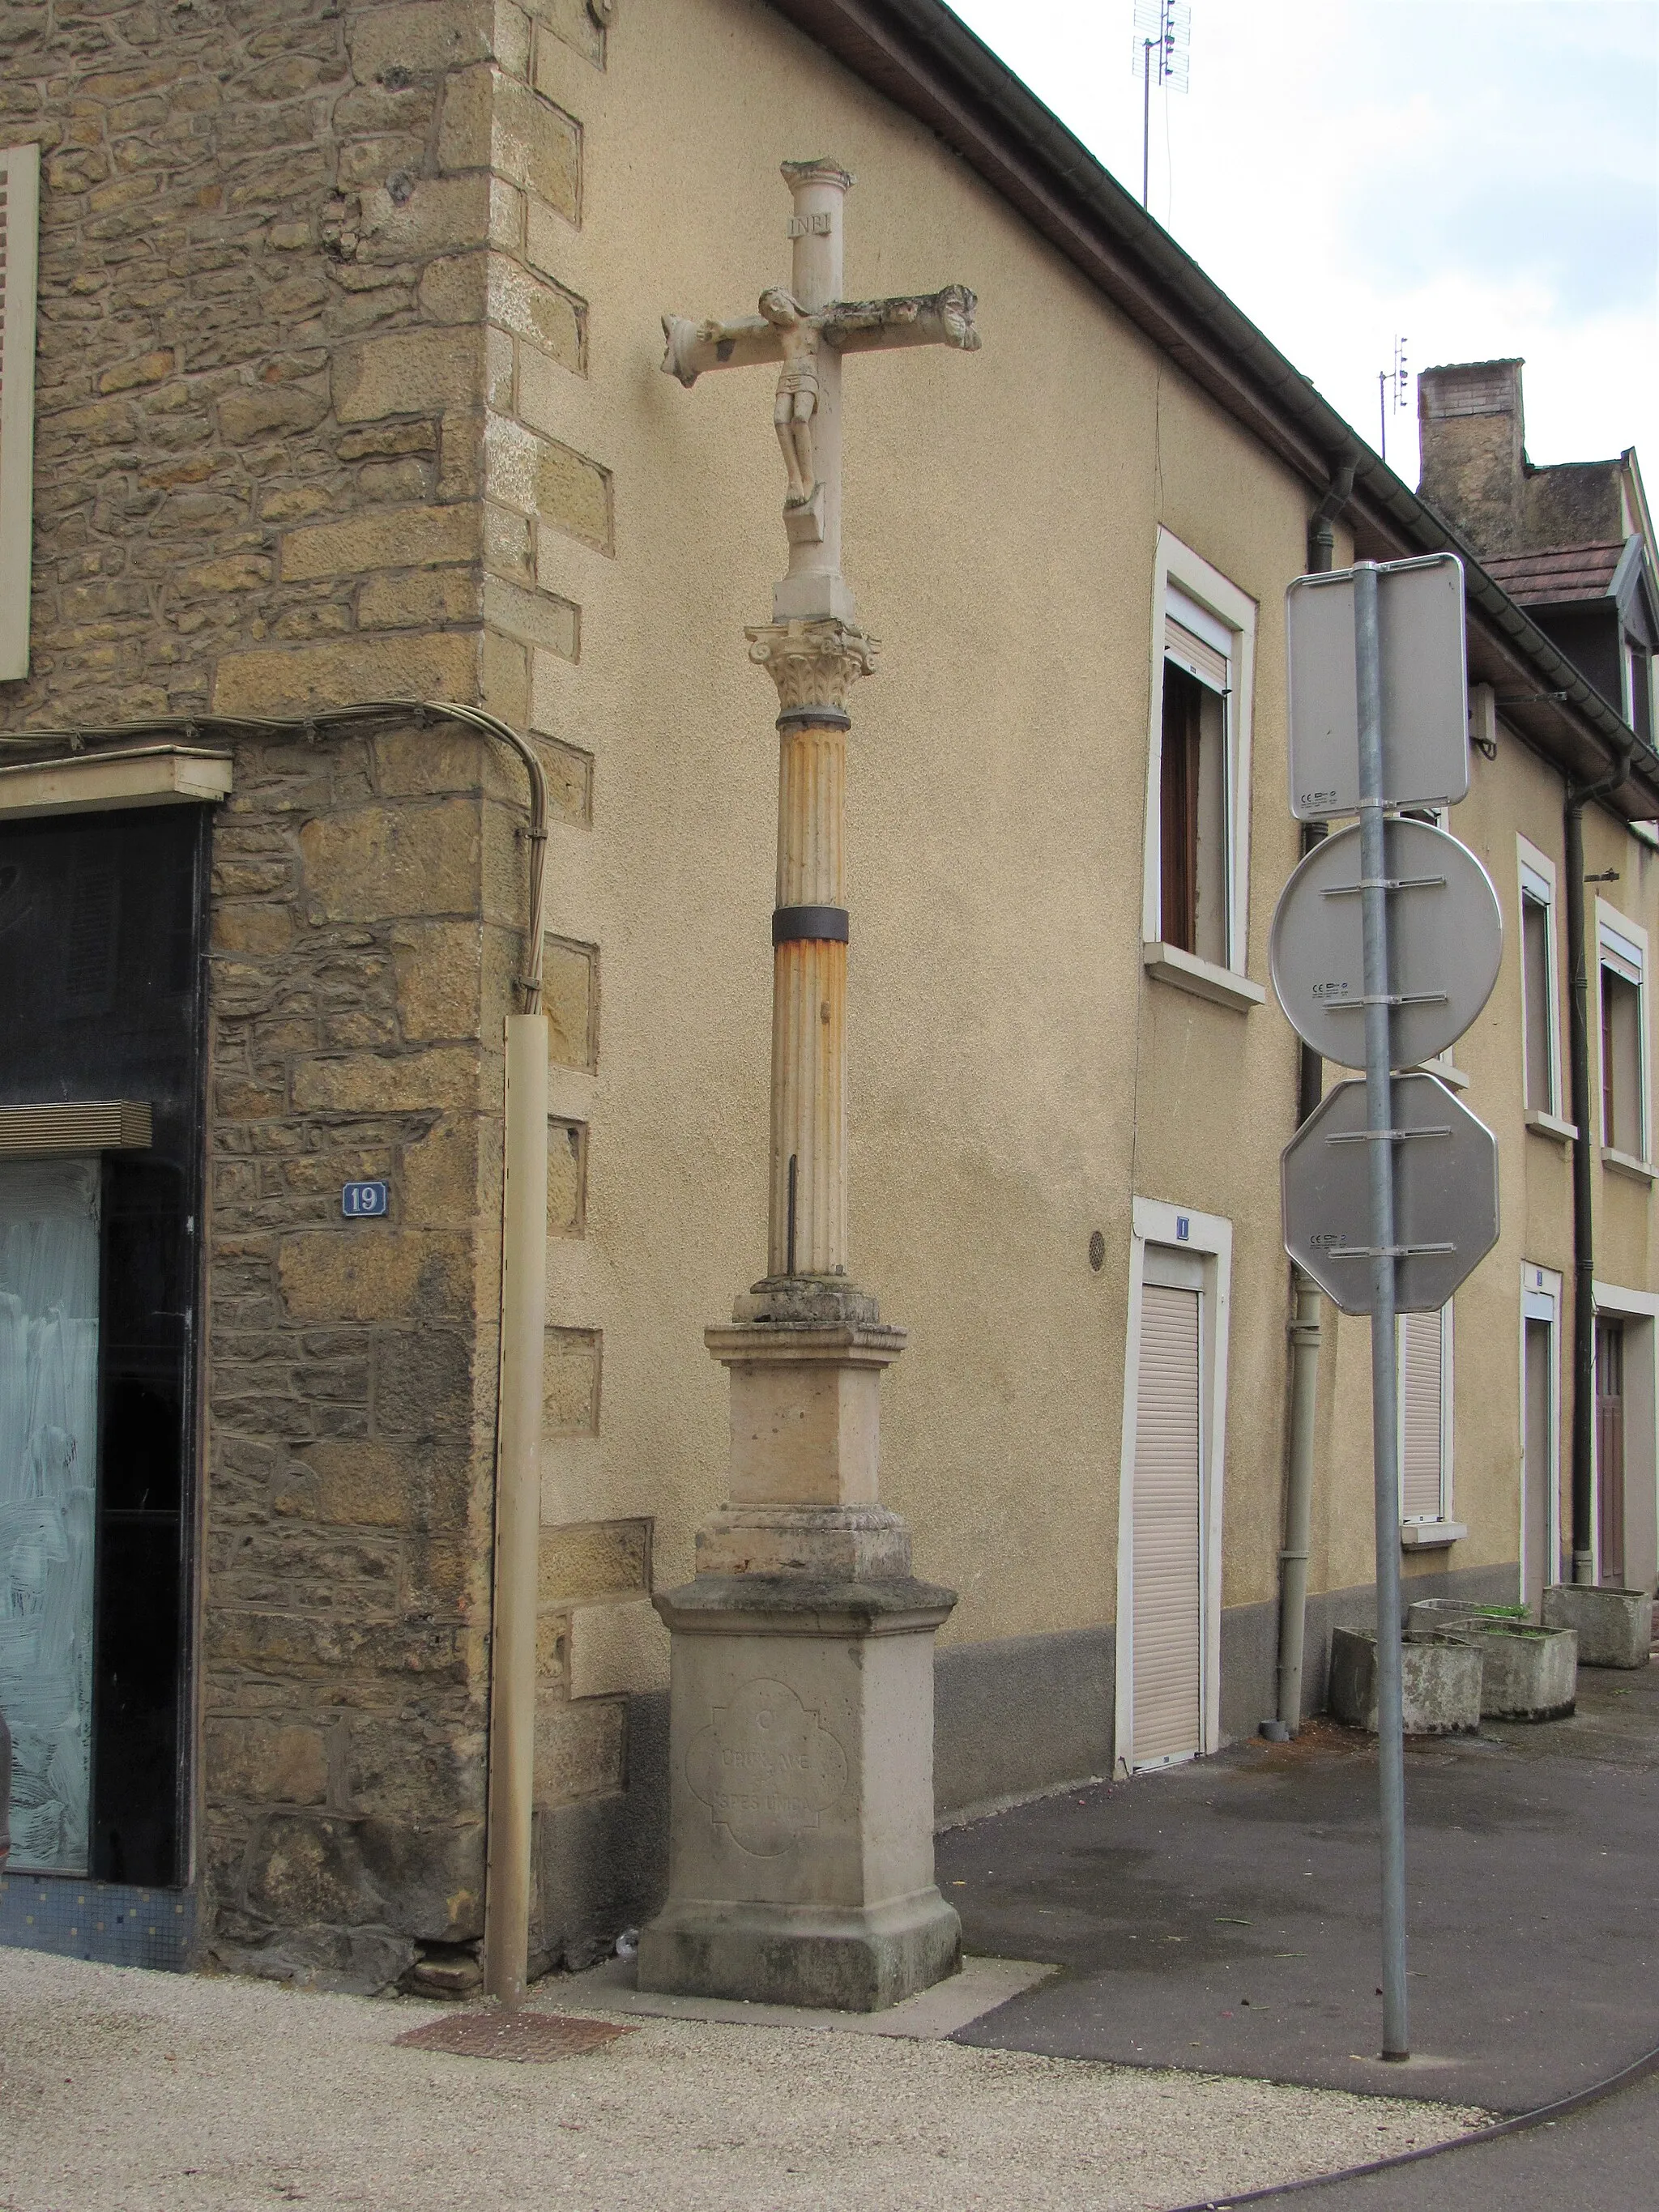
[1269,816,1503,1071]
[1287,552,1469,820]
[1282,1072,1499,1315]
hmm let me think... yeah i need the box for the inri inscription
[686,1677,848,1857]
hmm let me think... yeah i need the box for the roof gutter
[770,0,1659,822]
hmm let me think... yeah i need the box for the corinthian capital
[745,618,879,717]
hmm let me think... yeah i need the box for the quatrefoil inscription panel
[685,1677,848,1856]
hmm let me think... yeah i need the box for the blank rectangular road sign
[1286,552,1469,820]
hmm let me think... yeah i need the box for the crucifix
[660,156,979,1286]
[638,162,980,2013]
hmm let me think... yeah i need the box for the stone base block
[1542,1584,1654,1668]
[637,1887,961,2012]
[695,1504,911,1579]
[641,1570,957,2014]
[1328,1626,1482,1735]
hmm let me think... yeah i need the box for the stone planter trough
[1328,1626,1482,1736]
[1542,1584,1653,1669]
[1405,1598,1529,1637]
[1443,1621,1577,1720]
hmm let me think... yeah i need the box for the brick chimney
[1417,358,1526,555]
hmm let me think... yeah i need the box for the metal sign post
[1353,562,1410,2063]
[1277,548,1498,2069]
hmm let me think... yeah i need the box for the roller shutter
[1130,1282,1203,1767]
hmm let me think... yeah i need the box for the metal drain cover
[394,2010,637,2062]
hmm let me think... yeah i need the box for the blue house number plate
[342,1181,389,1217]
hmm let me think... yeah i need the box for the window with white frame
[1398,1305,1453,1524]
[1144,535,1256,982]
[1517,842,1561,1117]
[1597,907,1649,1162]
[1623,635,1654,748]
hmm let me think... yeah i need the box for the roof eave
[767,0,1659,820]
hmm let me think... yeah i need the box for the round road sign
[1269,817,1503,1071]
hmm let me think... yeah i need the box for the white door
[1130,1261,1204,1769]
[1521,1272,1560,1610]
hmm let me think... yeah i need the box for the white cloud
[949,0,1659,487]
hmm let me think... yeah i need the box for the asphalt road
[945,1663,1659,2113]
[1183,2065,1659,2210]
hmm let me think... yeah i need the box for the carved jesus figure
[699,288,823,509]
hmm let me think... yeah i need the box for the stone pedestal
[638,1571,959,2010]
[638,1285,961,2010]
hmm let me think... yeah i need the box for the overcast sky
[949,0,1659,496]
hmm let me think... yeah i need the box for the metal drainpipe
[1273,460,1354,1737]
[1564,736,1634,1586]
[0,700,553,2001]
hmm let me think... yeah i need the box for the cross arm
[661,313,783,390]
[821,284,980,357]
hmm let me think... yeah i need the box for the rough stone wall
[2,0,642,1988]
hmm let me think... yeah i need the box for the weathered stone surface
[535,436,611,552]
[535,1696,626,1805]
[548,1118,586,1234]
[540,1519,650,1604]
[205,1720,331,1806]
[277,1229,475,1323]
[569,1598,670,1699]
[212,633,480,717]
[490,77,581,221]
[391,919,484,1038]
[490,261,585,372]
[333,326,482,425]
[348,1,493,84]
[544,1325,601,1434]
[283,502,479,581]
[529,0,606,75]
[301,800,481,923]
[483,573,578,659]
[544,935,597,1068]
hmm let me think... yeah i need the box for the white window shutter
[0,143,41,683]
[1399,1309,1446,1520]
[1130,1282,1204,1765]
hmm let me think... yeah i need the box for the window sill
[1401,1520,1467,1550]
[1408,1058,1470,1090]
[1600,1146,1656,1186]
[1525,1108,1579,1146]
[1143,942,1265,1012]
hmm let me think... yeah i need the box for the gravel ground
[0,1950,1486,2211]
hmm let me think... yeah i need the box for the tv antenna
[1132,1,1191,212]
[1377,335,1409,463]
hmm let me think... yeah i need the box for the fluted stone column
[638,619,958,2017]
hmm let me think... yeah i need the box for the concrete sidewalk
[945,1660,1659,2112]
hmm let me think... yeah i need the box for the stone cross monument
[638,160,980,2010]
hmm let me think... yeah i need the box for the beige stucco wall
[1312,721,1659,1603]
[7,0,1653,1983]
[533,0,1333,1678]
